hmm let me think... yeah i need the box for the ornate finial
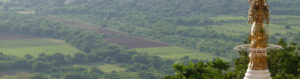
[248,0,270,24]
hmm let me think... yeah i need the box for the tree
[63,72,91,79]
[164,61,227,79]
[30,73,47,79]
[165,39,300,79]
[285,25,291,29]
[209,58,230,71]
[138,72,157,79]
[114,53,131,63]
[32,61,50,72]
[73,53,87,63]
[133,55,148,64]
[90,67,104,74]
[25,54,33,59]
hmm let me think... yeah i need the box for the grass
[17,10,35,15]
[0,38,65,48]
[0,0,9,3]
[0,38,81,58]
[210,15,247,22]
[0,74,29,79]
[0,76,20,79]
[0,70,31,79]
[135,47,229,61]
[97,64,127,73]
[73,63,166,79]
[113,72,139,79]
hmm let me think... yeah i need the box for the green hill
[3,0,300,57]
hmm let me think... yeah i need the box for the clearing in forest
[0,33,81,58]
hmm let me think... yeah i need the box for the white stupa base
[244,69,272,79]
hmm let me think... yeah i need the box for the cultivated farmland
[0,33,81,58]
[44,16,168,48]
[135,47,229,61]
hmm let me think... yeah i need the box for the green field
[0,73,29,79]
[0,0,9,3]
[135,47,229,61]
[17,10,35,15]
[97,64,127,73]
[75,63,166,78]
[0,69,31,79]
[0,38,81,58]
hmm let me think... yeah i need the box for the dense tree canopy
[165,39,300,79]
[0,12,174,79]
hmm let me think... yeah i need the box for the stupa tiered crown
[233,0,283,79]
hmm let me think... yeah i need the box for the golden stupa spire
[233,1,283,78]
[245,0,274,79]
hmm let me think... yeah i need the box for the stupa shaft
[244,0,271,79]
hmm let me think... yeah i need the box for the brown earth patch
[0,33,36,40]
[44,16,168,48]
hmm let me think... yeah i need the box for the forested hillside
[0,0,299,79]
[0,12,178,79]
[3,0,298,57]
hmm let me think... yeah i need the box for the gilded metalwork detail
[248,0,269,70]
[250,22,267,49]
[249,51,268,70]
[248,0,270,24]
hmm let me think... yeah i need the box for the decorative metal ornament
[248,0,271,71]
[248,0,270,24]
